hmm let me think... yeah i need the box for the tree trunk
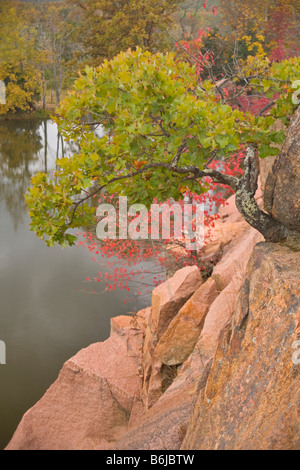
[53,60,62,106]
[234,107,300,249]
[44,120,48,173]
[41,67,46,110]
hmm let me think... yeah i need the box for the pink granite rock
[155,278,219,366]
[183,243,300,450]
[212,227,264,291]
[219,194,238,220]
[6,330,144,450]
[151,266,202,340]
[140,267,202,409]
[195,276,244,360]
[112,275,242,450]
[205,220,248,248]
[113,356,212,451]
[110,308,150,336]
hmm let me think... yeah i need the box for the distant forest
[1,0,299,114]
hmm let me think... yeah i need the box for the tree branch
[67,161,239,227]
[67,145,297,245]
[258,101,275,116]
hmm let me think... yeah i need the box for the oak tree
[26,49,300,248]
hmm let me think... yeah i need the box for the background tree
[0,1,41,114]
[67,0,182,64]
[37,2,78,105]
[174,0,220,39]
[218,0,300,59]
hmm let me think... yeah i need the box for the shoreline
[0,108,55,122]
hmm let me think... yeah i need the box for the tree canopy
[25,48,300,247]
[218,0,300,60]
[2,1,299,113]
[0,2,41,113]
[68,0,182,63]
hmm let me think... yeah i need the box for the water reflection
[0,121,42,229]
[0,119,148,449]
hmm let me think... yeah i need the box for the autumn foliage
[2,0,298,296]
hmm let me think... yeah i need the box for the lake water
[0,119,153,449]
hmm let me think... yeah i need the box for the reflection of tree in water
[0,119,78,230]
[0,120,43,230]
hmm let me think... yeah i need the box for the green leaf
[259,144,280,159]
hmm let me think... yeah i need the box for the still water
[0,119,151,449]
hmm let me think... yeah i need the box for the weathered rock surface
[113,356,212,451]
[212,227,264,291]
[110,315,134,334]
[110,308,150,336]
[113,262,245,450]
[219,194,240,222]
[201,187,264,264]
[111,265,245,449]
[205,220,248,248]
[260,155,277,191]
[141,266,202,409]
[196,276,243,360]
[151,266,202,340]
[264,106,300,232]
[155,278,219,366]
[6,328,144,450]
[8,176,299,451]
[183,243,300,450]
